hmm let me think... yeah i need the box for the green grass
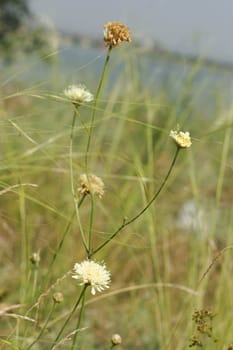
[0,44,233,350]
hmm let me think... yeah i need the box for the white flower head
[78,174,105,198]
[170,130,192,148]
[72,260,111,295]
[64,84,93,106]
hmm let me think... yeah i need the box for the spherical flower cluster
[72,260,111,295]
[170,130,192,148]
[111,334,122,346]
[78,174,105,198]
[104,21,131,47]
[64,84,93,106]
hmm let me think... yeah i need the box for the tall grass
[0,29,233,350]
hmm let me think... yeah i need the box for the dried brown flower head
[78,174,105,198]
[104,21,131,47]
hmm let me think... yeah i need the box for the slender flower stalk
[84,46,112,256]
[70,110,77,197]
[44,194,87,288]
[50,286,87,350]
[85,46,112,169]
[27,303,56,350]
[69,110,89,254]
[64,84,93,258]
[90,147,180,257]
[84,22,131,256]
[71,290,86,350]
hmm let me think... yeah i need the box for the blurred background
[1,0,233,112]
[1,1,233,349]
[29,0,233,62]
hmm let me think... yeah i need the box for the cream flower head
[170,130,192,148]
[72,260,111,295]
[104,21,131,47]
[64,84,93,106]
[111,334,122,345]
[78,174,104,198]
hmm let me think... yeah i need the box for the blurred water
[2,43,233,113]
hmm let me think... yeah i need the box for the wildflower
[64,84,93,106]
[104,21,131,47]
[170,129,192,148]
[72,260,111,295]
[78,174,105,198]
[111,334,122,346]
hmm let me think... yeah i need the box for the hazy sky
[30,0,233,62]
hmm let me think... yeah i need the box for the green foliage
[0,44,233,349]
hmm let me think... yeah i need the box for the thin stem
[19,184,29,300]
[44,195,86,287]
[69,110,88,253]
[84,47,112,257]
[90,147,180,257]
[70,110,77,197]
[50,286,87,350]
[27,303,56,350]
[88,193,95,254]
[70,288,87,350]
[31,268,39,299]
[85,46,112,169]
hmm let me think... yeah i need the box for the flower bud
[30,252,40,267]
[111,334,122,346]
[53,292,64,304]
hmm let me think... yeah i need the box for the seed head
[72,259,111,295]
[78,174,105,198]
[104,21,131,47]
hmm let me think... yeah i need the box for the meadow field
[0,24,233,350]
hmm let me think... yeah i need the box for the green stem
[84,47,112,257]
[19,184,29,301]
[31,268,38,299]
[88,193,95,254]
[44,195,86,287]
[90,147,180,257]
[85,46,112,169]
[69,110,89,253]
[27,303,56,350]
[70,110,77,197]
[70,288,87,350]
[50,286,87,350]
